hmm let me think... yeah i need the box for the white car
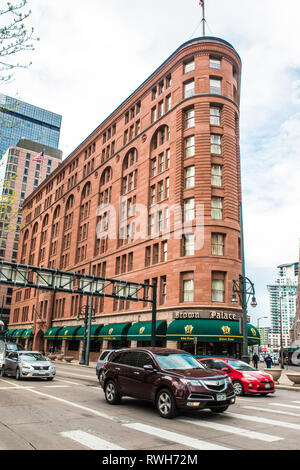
[1,351,56,380]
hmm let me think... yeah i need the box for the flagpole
[201,1,206,37]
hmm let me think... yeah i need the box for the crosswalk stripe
[60,430,124,450]
[225,412,300,431]
[123,422,232,450]
[178,418,282,442]
[292,401,300,404]
[273,403,300,410]
[43,385,71,389]
[242,406,300,418]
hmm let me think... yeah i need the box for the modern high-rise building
[267,263,298,341]
[0,94,62,159]
[0,140,62,323]
[8,37,260,359]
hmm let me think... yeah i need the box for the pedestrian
[252,353,259,369]
[264,354,273,369]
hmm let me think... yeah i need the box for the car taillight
[103,363,107,369]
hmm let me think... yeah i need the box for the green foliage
[0,0,38,83]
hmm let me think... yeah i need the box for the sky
[2,0,300,328]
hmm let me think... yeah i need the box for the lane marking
[123,422,232,450]
[0,386,34,390]
[242,406,300,418]
[225,411,300,431]
[179,418,282,442]
[55,379,82,386]
[43,385,71,389]
[60,430,124,450]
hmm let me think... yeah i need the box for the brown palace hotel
[8,37,260,361]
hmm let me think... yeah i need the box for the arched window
[100,167,112,187]
[150,125,170,152]
[66,195,74,212]
[122,148,138,171]
[82,181,92,200]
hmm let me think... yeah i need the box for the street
[0,363,300,450]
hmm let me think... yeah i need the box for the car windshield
[155,353,205,370]
[19,353,47,362]
[227,360,256,371]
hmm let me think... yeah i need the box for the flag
[33,151,44,162]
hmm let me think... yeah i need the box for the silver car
[1,351,56,380]
[96,349,115,384]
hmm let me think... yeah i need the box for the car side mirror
[144,364,155,372]
[222,367,230,372]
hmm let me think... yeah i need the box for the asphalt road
[0,362,300,451]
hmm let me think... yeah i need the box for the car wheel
[46,377,54,381]
[233,380,244,396]
[210,405,229,413]
[15,368,21,380]
[156,389,178,419]
[104,380,121,405]
[0,366,6,377]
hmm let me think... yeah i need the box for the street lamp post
[232,275,257,363]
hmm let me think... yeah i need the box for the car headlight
[244,375,258,381]
[225,376,232,384]
[21,363,33,370]
[50,366,56,371]
[180,378,203,386]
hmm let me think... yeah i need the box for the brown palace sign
[173,311,241,321]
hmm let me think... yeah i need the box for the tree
[0,0,37,84]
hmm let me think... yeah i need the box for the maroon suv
[101,348,235,418]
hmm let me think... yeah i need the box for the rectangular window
[210,78,221,95]
[161,241,167,262]
[158,100,164,117]
[185,166,195,188]
[165,177,170,199]
[211,165,222,187]
[184,234,195,256]
[150,185,156,205]
[211,197,223,220]
[183,279,194,302]
[145,246,151,267]
[165,94,172,112]
[159,153,164,173]
[185,136,195,158]
[158,181,163,201]
[184,59,195,74]
[211,134,221,154]
[184,80,195,98]
[151,158,157,177]
[212,272,226,302]
[212,233,225,256]
[210,57,221,69]
[210,107,221,126]
[153,243,159,264]
[184,198,195,221]
[160,276,167,305]
[185,108,195,129]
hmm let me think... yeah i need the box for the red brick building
[8,37,260,360]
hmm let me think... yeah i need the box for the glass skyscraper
[0,93,62,158]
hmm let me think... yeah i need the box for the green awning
[74,325,104,341]
[14,329,26,338]
[57,326,81,340]
[166,320,260,345]
[7,329,16,336]
[21,329,33,339]
[44,327,64,340]
[127,321,167,341]
[98,323,131,341]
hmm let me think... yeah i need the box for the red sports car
[198,357,275,396]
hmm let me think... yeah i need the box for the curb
[275,384,300,392]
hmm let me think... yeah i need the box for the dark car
[101,348,235,419]
[96,349,115,384]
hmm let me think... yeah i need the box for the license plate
[265,384,271,389]
[216,393,227,401]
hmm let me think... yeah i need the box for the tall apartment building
[291,243,300,344]
[8,37,260,360]
[267,263,298,343]
[0,93,62,159]
[0,140,62,322]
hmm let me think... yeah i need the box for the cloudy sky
[2,0,300,327]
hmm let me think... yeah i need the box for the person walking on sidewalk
[252,353,259,369]
[264,354,273,369]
